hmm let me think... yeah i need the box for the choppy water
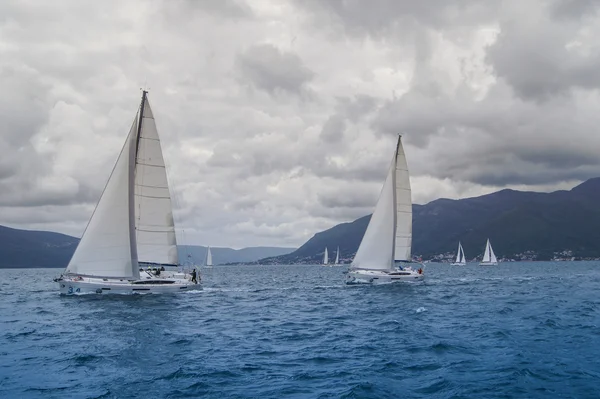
[1,262,600,398]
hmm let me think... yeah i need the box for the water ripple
[1,263,600,398]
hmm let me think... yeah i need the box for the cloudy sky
[1,0,599,248]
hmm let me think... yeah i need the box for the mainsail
[335,247,340,264]
[323,247,329,265]
[488,241,497,263]
[394,137,412,262]
[134,98,178,266]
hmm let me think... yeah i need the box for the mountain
[178,245,295,265]
[262,178,600,263]
[0,225,295,268]
[0,225,79,268]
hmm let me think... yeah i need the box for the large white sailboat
[479,239,498,266]
[323,247,329,265]
[204,246,213,268]
[55,91,199,294]
[346,135,424,284]
[451,241,467,265]
[334,246,340,265]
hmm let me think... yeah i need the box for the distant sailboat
[205,246,213,267]
[346,135,424,284]
[479,239,498,266]
[334,246,340,265]
[451,242,467,265]
[55,91,198,294]
[323,247,329,265]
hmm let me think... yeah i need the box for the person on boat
[155,268,161,276]
[191,268,197,284]
[418,268,423,274]
[160,266,165,271]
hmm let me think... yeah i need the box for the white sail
[335,247,340,264]
[323,247,329,265]
[455,242,463,264]
[460,243,466,264]
[394,137,412,261]
[66,118,140,279]
[351,141,398,271]
[489,241,497,263]
[134,99,178,266]
[205,246,213,266]
[482,239,491,262]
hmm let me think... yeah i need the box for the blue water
[1,263,600,398]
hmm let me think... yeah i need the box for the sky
[1,0,600,249]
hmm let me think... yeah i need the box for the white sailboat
[334,246,340,265]
[204,246,213,268]
[55,91,199,294]
[450,241,467,265]
[479,239,498,266]
[323,247,329,265]
[346,135,424,284]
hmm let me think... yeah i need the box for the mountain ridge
[0,225,295,268]
[261,178,600,263]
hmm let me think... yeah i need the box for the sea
[1,262,599,398]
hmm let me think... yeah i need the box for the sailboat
[55,91,199,294]
[479,239,498,266]
[346,135,424,284]
[204,246,213,268]
[450,242,467,265]
[334,246,340,265]
[323,247,329,265]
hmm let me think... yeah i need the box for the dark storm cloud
[182,0,254,18]
[487,10,600,101]
[372,72,600,187]
[319,95,378,143]
[550,0,600,19]
[318,188,378,209]
[236,44,315,95]
[319,115,345,143]
[294,0,498,38]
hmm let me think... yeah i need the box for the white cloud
[1,0,599,248]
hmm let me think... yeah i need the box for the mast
[390,134,401,268]
[135,90,148,157]
[128,91,147,278]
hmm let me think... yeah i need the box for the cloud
[236,43,314,95]
[487,1,600,100]
[2,0,600,249]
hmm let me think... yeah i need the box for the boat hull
[450,262,466,266]
[56,276,200,295]
[478,262,498,266]
[345,268,424,284]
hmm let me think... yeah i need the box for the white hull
[56,274,199,295]
[450,262,466,266]
[479,262,498,266]
[345,267,424,284]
